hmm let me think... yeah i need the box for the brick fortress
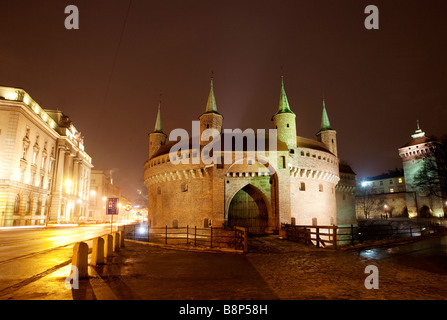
[143,77,356,233]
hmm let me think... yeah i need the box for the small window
[172,220,179,228]
[389,179,393,184]
[279,156,286,169]
[25,197,31,213]
[181,183,188,192]
[398,178,403,184]
[157,187,161,195]
[319,184,323,192]
[14,195,20,213]
[300,182,306,191]
[390,188,394,193]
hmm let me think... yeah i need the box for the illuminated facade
[88,170,122,222]
[144,78,357,233]
[0,86,93,226]
[398,122,446,218]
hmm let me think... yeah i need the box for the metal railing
[121,224,248,252]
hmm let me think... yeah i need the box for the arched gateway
[228,184,269,233]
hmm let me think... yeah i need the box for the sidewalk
[1,236,447,300]
[0,240,276,300]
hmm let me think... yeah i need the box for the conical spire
[205,77,218,113]
[273,76,294,118]
[320,98,332,131]
[153,101,163,133]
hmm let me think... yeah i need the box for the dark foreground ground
[1,235,446,300]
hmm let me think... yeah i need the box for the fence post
[316,227,320,248]
[194,226,197,247]
[186,225,189,245]
[409,226,413,237]
[165,225,168,244]
[210,226,213,248]
[147,226,150,242]
[350,224,354,246]
[234,228,237,250]
[243,227,248,253]
[333,226,338,249]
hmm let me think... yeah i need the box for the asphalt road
[0,224,119,294]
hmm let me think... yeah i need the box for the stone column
[48,145,66,222]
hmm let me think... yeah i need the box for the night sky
[1,0,446,203]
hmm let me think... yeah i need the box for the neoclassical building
[0,86,93,226]
[144,78,356,233]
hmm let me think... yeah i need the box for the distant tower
[199,77,223,146]
[148,101,167,159]
[316,98,337,157]
[271,76,297,148]
[398,120,444,218]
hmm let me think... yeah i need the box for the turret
[271,76,297,148]
[316,98,337,157]
[149,102,167,159]
[199,77,223,146]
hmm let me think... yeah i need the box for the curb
[124,239,245,254]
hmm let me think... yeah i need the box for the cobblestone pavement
[1,236,446,300]
[246,235,447,299]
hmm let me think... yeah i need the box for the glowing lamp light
[102,196,107,201]
[90,190,96,196]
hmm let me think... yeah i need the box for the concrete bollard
[91,237,104,265]
[103,234,113,258]
[72,242,89,279]
[113,232,120,252]
[118,230,125,247]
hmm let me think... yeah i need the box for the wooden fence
[282,224,338,249]
[283,221,446,248]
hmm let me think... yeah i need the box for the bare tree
[411,135,447,200]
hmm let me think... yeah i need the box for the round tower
[271,76,297,149]
[316,98,337,157]
[199,77,223,146]
[149,102,167,159]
